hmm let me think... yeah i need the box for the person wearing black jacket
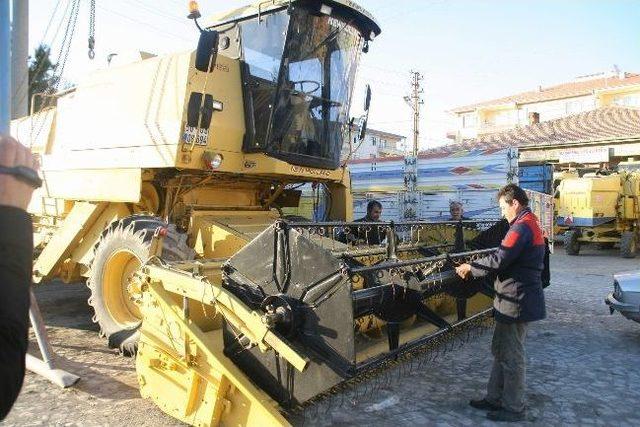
[337,200,384,245]
[456,184,546,422]
[0,135,38,420]
[354,200,383,245]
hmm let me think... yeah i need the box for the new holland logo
[290,165,331,177]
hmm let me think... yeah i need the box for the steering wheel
[288,80,342,109]
[309,97,342,109]
[290,80,321,96]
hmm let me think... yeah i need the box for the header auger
[133,219,504,425]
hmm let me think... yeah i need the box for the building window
[517,108,529,124]
[371,137,377,146]
[462,113,476,128]
[565,100,583,114]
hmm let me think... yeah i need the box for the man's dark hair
[367,200,382,213]
[498,183,529,206]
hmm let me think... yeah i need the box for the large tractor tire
[87,215,194,355]
[620,231,637,259]
[564,230,581,255]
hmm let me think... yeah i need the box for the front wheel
[87,216,194,355]
[564,230,581,255]
[620,231,637,259]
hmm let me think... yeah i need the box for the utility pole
[404,70,424,156]
[0,0,10,132]
[11,0,28,119]
[401,71,424,220]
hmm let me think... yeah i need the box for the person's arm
[0,207,33,420]
[0,136,38,420]
[468,223,531,279]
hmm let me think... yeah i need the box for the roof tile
[460,106,640,148]
[451,73,640,113]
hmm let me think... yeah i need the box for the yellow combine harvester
[13,1,503,424]
[556,167,640,258]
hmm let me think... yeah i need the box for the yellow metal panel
[144,265,308,372]
[37,168,142,203]
[190,210,279,258]
[137,280,291,426]
[176,55,246,168]
[52,52,191,167]
[10,108,56,152]
[33,202,108,283]
[70,203,132,273]
[192,218,249,259]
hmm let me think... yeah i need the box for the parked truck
[519,163,554,195]
[349,147,519,221]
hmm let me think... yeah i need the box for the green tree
[28,44,58,113]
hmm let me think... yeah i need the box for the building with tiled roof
[447,106,640,166]
[448,70,640,141]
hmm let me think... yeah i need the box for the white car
[605,271,640,323]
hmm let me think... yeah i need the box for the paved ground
[4,246,640,426]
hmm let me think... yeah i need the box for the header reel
[221,219,504,406]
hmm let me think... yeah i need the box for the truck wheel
[564,230,580,255]
[87,216,194,355]
[620,231,637,259]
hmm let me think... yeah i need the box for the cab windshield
[240,6,363,169]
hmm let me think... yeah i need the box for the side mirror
[195,30,219,72]
[364,84,372,111]
[357,115,368,141]
[357,85,372,141]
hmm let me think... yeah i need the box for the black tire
[87,215,194,355]
[564,230,580,255]
[620,231,637,259]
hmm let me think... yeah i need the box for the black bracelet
[0,165,43,188]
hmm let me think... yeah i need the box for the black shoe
[487,409,526,422]
[469,398,502,411]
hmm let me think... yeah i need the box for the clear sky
[27,0,640,150]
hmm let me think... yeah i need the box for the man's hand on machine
[0,135,41,211]
[455,263,472,280]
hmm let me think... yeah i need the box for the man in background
[337,200,384,245]
[0,135,38,419]
[354,200,383,245]
[449,200,467,221]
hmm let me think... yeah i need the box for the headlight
[203,151,223,169]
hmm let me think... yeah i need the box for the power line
[16,0,69,102]
[96,4,194,43]
[38,0,65,46]
[128,0,192,26]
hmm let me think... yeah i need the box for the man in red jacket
[456,184,547,422]
[0,135,39,420]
